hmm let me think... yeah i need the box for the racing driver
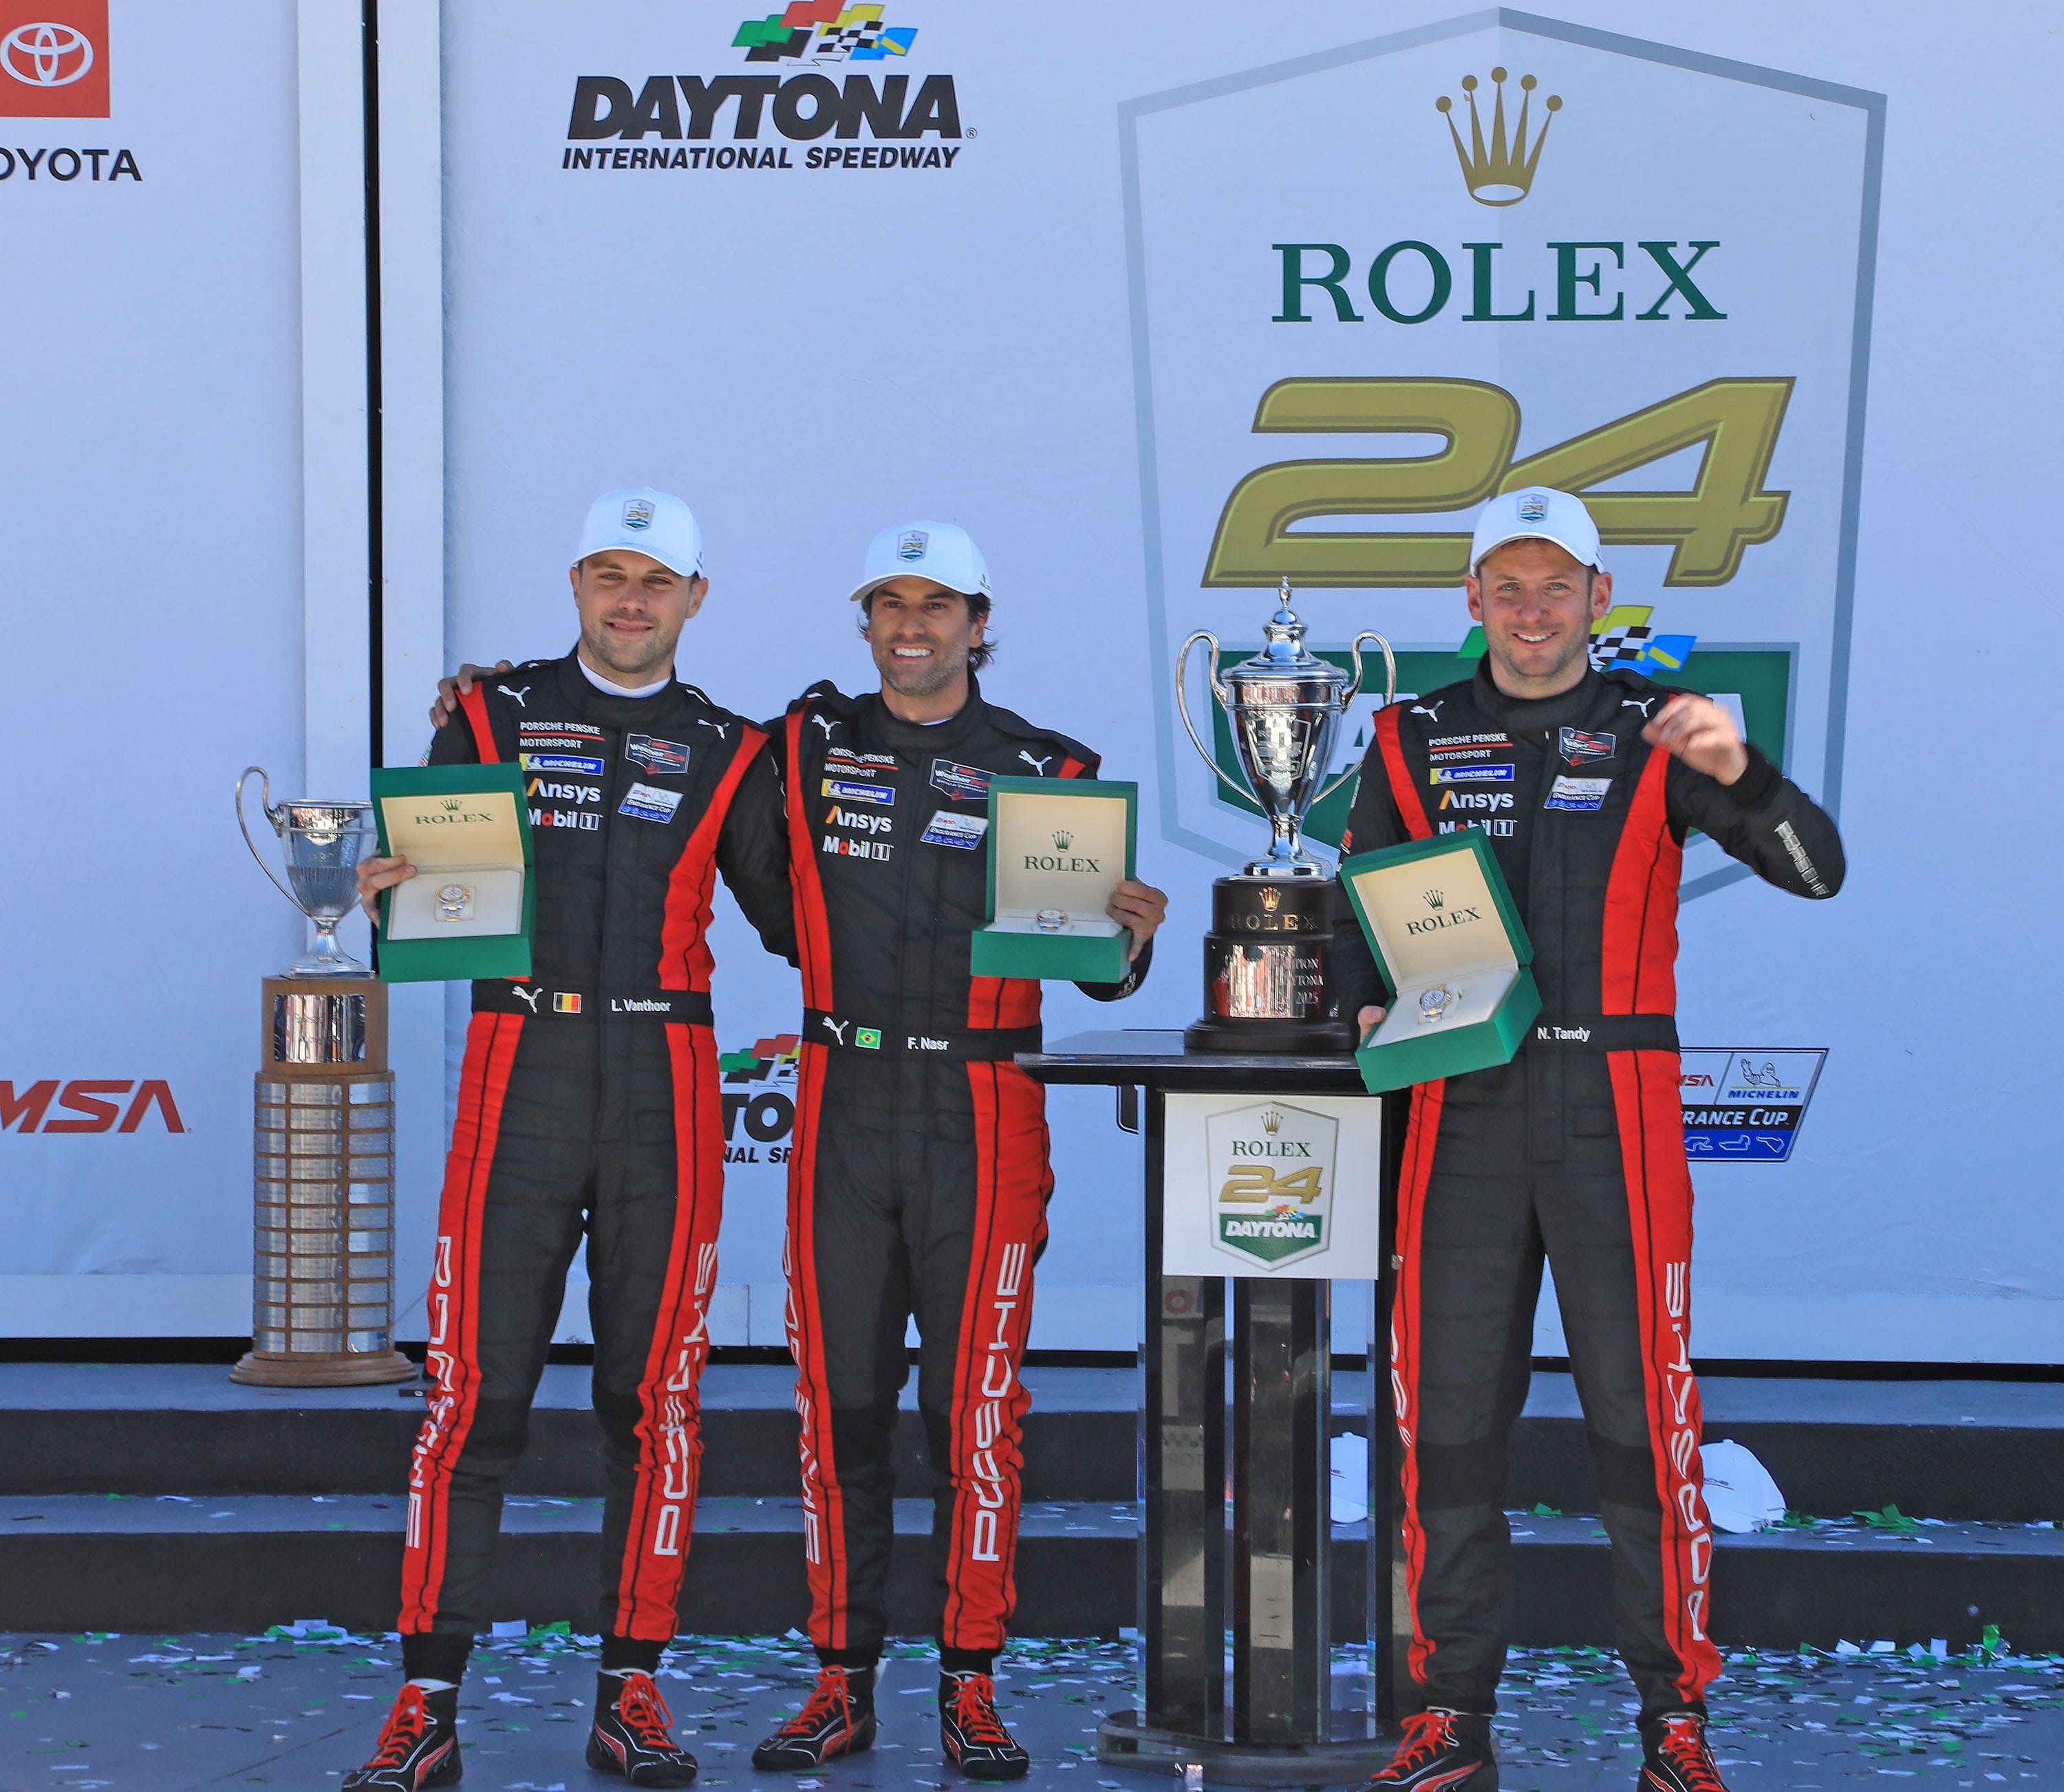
[750,521,1167,1781]
[1335,488,1843,1792]
[345,488,797,1791]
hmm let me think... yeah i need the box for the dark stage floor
[1,1628,2058,1790]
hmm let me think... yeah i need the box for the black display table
[1021,1029,1401,1783]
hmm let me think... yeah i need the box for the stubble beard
[1490,626,1589,695]
[583,616,679,686]
[877,639,967,700]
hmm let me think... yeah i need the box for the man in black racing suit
[747,521,1168,1782]
[348,488,797,1792]
[1336,488,1842,1792]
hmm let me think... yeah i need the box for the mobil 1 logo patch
[1679,1048,1827,1163]
[626,733,689,775]
[1545,775,1611,812]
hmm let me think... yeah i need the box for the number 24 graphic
[1203,376,1792,589]
[1219,1163,1324,1205]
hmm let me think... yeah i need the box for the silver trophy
[1178,579,1395,876]
[1175,581,1394,1050]
[237,767,377,978]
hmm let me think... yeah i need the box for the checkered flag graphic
[1589,623,1655,669]
[812,23,882,57]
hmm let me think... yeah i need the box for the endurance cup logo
[563,3,963,175]
[1132,15,1882,902]
[1206,1101,1335,1269]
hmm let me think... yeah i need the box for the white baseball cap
[1469,487,1604,575]
[572,486,705,578]
[848,520,991,603]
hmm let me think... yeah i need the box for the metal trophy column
[235,980,411,1386]
[232,770,412,1388]
[1022,1031,1401,1784]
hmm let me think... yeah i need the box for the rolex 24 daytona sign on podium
[1161,1092,1383,1279]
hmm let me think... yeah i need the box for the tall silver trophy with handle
[237,767,377,978]
[1176,582,1394,1052]
[230,768,410,1388]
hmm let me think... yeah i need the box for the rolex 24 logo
[1206,1101,1337,1269]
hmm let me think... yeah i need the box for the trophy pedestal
[231,978,413,1390]
[1186,875,1355,1055]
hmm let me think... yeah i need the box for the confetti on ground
[0,1631,2056,1786]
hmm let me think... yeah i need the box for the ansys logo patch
[735,2,916,62]
[1207,1101,1336,1269]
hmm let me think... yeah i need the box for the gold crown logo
[1437,68,1561,206]
[1261,1108,1283,1134]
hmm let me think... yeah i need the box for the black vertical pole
[1139,1087,1225,1738]
[1371,1088,1407,1734]
[360,0,383,772]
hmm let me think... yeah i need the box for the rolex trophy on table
[1175,582,1393,1053]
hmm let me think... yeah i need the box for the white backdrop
[0,1,314,1332]
[6,1,2061,1363]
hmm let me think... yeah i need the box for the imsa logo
[1205,1101,1337,1269]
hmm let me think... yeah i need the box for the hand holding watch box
[1338,828,1540,1094]
[969,777,1137,984]
[369,765,535,983]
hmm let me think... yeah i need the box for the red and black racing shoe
[1363,1706,1498,1789]
[1639,1710,1730,1792]
[751,1663,878,1769]
[343,1683,461,1791]
[585,1670,698,1787]
[938,1670,1030,1781]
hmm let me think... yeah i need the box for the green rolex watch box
[371,764,535,983]
[969,777,1137,984]
[1338,828,1540,1094]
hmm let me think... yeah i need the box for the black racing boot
[751,1662,878,1769]
[585,1670,698,1786]
[343,1683,461,1791]
[1638,1709,1729,1791]
[1364,1706,1498,1789]
[938,1670,1029,1781]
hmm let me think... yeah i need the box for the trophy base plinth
[1190,874,1349,1050]
[263,977,388,1075]
[230,1348,416,1388]
[1184,1013,1357,1055]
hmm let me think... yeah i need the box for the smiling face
[862,577,986,717]
[1465,537,1613,699]
[570,549,707,684]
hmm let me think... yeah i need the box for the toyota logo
[2,21,95,88]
